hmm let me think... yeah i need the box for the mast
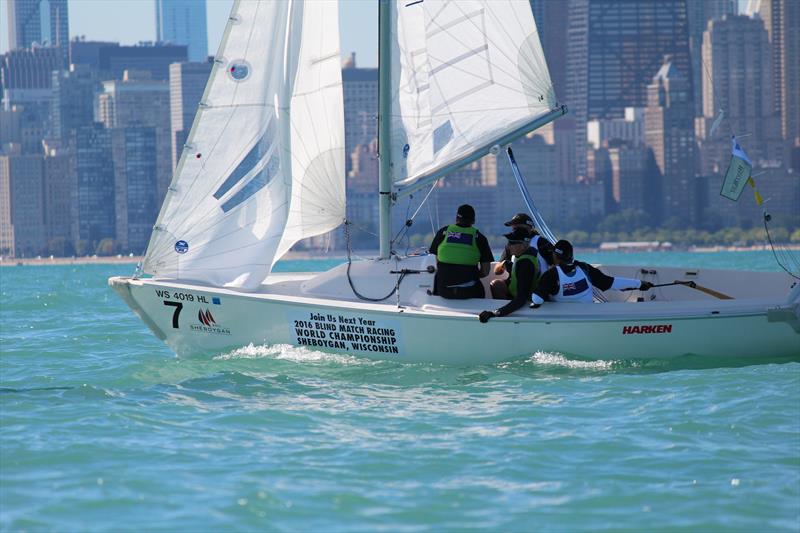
[377,0,392,259]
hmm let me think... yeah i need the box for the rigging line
[345,221,406,302]
[391,179,439,247]
[764,213,800,280]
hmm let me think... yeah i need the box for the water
[2,251,799,531]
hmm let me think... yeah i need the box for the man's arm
[428,227,445,255]
[476,232,494,277]
[495,246,511,274]
[496,260,535,316]
[580,262,643,291]
[531,268,559,305]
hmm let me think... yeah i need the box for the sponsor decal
[191,308,231,335]
[174,240,189,254]
[563,278,589,296]
[622,324,673,335]
[212,297,221,305]
[287,311,403,355]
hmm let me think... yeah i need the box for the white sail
[390,0,556,191]
[142,0,344,289]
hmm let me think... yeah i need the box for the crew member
[494,212,553,276]
[479,228,540,322]
[530,240,653,306]
[429,204,494,299]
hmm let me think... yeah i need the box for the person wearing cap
[530,239,654,306]
[428,204,494,299]
[495,213,553,276]
[478,228,540,323]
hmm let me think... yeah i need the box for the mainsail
[389,0,556,194]
[142,0,344,288]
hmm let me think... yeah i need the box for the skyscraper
[169,61,212,169]
[0,153,46,256]
[97,70,172,198]
[645,59,696,224]
[342,57,378,175]
[702,14,781,163]
[566,0,693,178]
[686,0,735,117]
[155,0,209,62]
[6,0,69,63]
[50,64,99,144]
[112,127,159,254]
[98,43,188,81]
[70,125,115,252]
[754,0,799,153]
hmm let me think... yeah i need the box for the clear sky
[1,0,379,67]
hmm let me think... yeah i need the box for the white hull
[110,256,800,365]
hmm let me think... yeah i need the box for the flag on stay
[747,177,764,206]
[720,136,753,201]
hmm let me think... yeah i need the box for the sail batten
[395,105,566,198]
[142,0,344,289]
[389,0,556,192]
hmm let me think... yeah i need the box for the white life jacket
[553,264,593,303]
[531,235,550,273]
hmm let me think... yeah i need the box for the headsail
[390,0,557,194]
[142,0,344,289]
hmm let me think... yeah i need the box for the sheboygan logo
[198,309,216,327]
[191,308,231,335]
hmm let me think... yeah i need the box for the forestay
[390,0,555,191]
[143,0,344,289]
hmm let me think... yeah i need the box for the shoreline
[3,244,798,267]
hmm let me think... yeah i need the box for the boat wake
[214,343,375,366]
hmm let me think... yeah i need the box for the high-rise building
[645,59,696,224]
[50,64,99,144]
[156,0,209,62]
[169,61,212,169]
[1,47,63,153]
[530,0,568,101]
[6,0,69,63]
[69,125,115,252]
[342,57,378,174]
[69,40,118,70]
[587,107,645,149]
[42,143,72,253]
[566,0,693,178]
[0,156,13,255]
[0,153,46,256]
[754,0,799,154]
[97,70,172,199]
[111,128,159,254]
[701,14,781,163]
[686,0,735,117]
[98,43,188,81]
[607,143,659,214]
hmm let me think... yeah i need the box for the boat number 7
[163,301,183,328]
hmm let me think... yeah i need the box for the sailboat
[110,0,800,364]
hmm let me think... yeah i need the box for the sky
[1,0,379,67]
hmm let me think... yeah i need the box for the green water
[1,251,798,531]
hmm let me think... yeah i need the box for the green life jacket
[437,224,480,266]
[508,251,540,298]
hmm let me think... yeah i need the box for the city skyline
[1,0,379,66]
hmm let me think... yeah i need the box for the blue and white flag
[720,136,753,202]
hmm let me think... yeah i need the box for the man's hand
[478,310,496,323]
[494,262,505,275]
[640,281,654,291]
[529,303,541,309]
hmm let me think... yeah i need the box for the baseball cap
[456,204,475,223]
[503,213,534,227]
[504,227,532,244]
[553,240,574,262]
